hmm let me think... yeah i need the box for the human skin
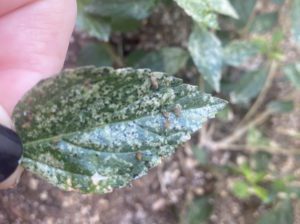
[0,0,77,189]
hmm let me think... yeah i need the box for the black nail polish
[0,124,23,182]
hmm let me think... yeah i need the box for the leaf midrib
[23,104,211,147]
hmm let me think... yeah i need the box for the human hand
[0,0,76,189]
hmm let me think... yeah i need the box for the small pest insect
[173,104,182,117]
[83,80,92,88]
[150,76,159,90]
[136,152,143,161]
[22,122,31,129]
[164,119,171,129]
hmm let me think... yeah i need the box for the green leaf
[77,43,113,67]
[251,152,272,172]
[174,0,238,29]
[76,0,111,41]
[290,0,300,44]
[239,164,266,184]
[257,199,294,224]
[232,180,269,202]
[272,0,285,4]
[232,180,251,199]
[13,67,226,194]
[230,68,268,105]
[247,128,270,148]
[86,0,156,20]
[192,147,209,165]
[186,197,213,224]
[223,40,260,67]
[228,0,256,28]
[126,50,147,66]
[111,17,141,32]
[251,30,284,60]
[188,26,223,92]
[250,12,278,34]
[251,185,269,202]
[267,100,294,114]
[283,63,300,89]
[209,0,239,19]
[131,47,189,74]
[216,105,233,121]
[76,0,155,40]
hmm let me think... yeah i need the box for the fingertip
[0,166,24,190]
[0,105,13,129]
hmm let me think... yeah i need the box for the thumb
[0,105,24,190]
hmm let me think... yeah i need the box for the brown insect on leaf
[21,122,31,129]
[173,104,182,117]
[135,152,143,161]
[164,119,171,129]
[162,111,170,119]
[84,80,92,88]
[150,76,159,90]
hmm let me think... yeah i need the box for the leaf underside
[13,67,226,194]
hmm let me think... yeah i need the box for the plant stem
[238,61,278,126]
[213,110,271,148]
[217,144,300,156]
[198,75,209,146]
[103,42,125,67]
[239,2,258,37]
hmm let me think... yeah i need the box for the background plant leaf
[185,196,213,224]
[229,68,268,105]
[174,0,238,29]
[290,0,300,45]
[247,128,270,148]
[223,40,260,67]
[77,43,113,67]
[228,0,256,28]
[283,63,300,89]
[86,0,156,20]
[13,67,226,194]
[267,100,294,114]
[188,26,223,92]
[257,199,294,224]
[129,47,189,74]
[76,0,156,40]
[77,0,111,41]
[250,12,278,34]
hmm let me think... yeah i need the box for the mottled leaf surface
[188,26,223,92]
[13,67,226,194]
[174,0,238,29]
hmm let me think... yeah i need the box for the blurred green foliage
[76,0,300,223]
